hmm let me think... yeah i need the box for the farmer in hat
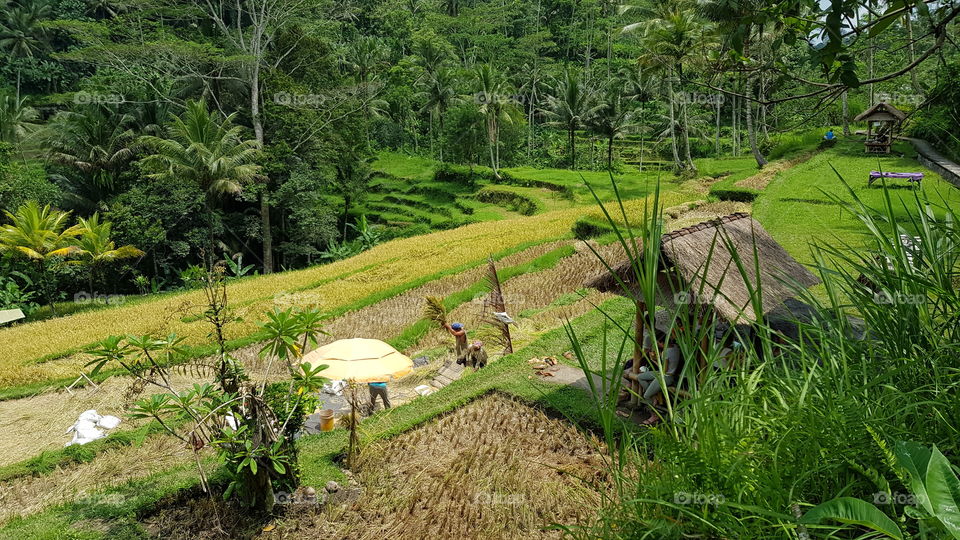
[465,341,488,370]
[445,322,469,363]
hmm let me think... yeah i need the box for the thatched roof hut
[854,102,907,154]
[586,213,820,325]
[853,102,907,123]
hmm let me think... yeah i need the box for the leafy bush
[571,216,613,240]
[475,187,541,216]
[492,170,575,200]
[709,187,759,202]
[433,163,485,187]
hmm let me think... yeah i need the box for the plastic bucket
[319,409,335,432]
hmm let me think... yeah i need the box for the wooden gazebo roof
[854,102,907,123]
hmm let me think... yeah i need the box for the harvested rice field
[261,394,608,540]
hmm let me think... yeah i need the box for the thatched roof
[854,102,907,123]
[586,213,821,324]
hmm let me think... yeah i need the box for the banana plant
[895,441,960,538]
[223,252,255,278]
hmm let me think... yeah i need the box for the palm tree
[621,66,656,171]
[139,100,261,256]
[85,0,127,18]
[629,1,711,173]
[588,82,637,170]
[0,0,52,96]
[0,0,51,59]
[418,67,458,161]
[473,64,516,178]
[71,213,143,293]
[47,104,136,208]
[341,36,389,151]
[699,0,768,166]
[544,68,599,170]
[0,201,82,311]
[0,89,39,147]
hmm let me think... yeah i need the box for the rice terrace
[0,1,959,539]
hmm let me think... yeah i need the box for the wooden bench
[868,171,923,187]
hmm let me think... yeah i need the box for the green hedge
[572,216,614,240]
[708,174,760,202]
[475,187,542,215]
[493,170,575,199]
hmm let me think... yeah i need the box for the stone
[413,355,429,367]
[325,480,340,493]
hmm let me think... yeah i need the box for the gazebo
[586,213,821,405]
[854,102,907,154]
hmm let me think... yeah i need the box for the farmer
[464,341,488,370]
[824,129,835,141]
[445,322,469,362]
[368,380,390,410]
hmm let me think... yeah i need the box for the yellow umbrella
[304,338,413,383]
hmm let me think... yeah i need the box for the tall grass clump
[564,173,960,538]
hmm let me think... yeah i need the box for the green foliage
[0,143,59,214]
[475,186,541,215]
[561,171,960,538]
[571,216,613,240]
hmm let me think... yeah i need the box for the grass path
[753,139,960,262]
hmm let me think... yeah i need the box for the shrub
[492,170,575,200]
[572,217,613,240]
[475,187,542,216]
[434,163,485,187]
[710,188,759,202]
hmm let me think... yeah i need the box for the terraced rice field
[258,394,607,540]
[0,195,690,393]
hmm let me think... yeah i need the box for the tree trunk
[744,75,767,167]
[905,12,919,92]
[260,191,273,274]
[715,98,721,158]
[342,195,351,240]
[668,81,680,171]
[251,62,273,274]
[842,91,851,136]
[487,115,500,179]
[638,104,645,172]
[569,127,577,170]
[607,136,614,171]
[681,100,696,173]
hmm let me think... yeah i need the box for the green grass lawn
[753,138,960,264]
